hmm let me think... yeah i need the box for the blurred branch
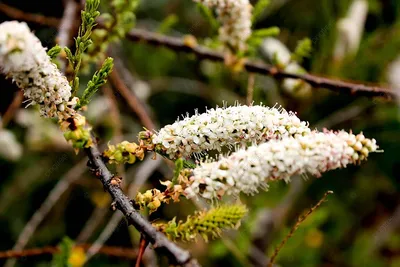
[109,57,156,131]
[84,144,199,266]
[56,0,80,73]
[4,160,87,267]
[371,204,400,253]
[0,244,138,259]
[1,91,23,128]
[123,28,397,100]
[1,3,394,100]
[0,3,59,27]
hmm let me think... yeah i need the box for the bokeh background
[1,0,400,266]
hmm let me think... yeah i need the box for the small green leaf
[76,57,114,109]
[292,37,312,64]
[158,14,179,34]
[252,0,271,23]
[252,27,280,38]
[197,3,219,32]
[47,45,62,60]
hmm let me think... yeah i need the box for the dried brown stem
[267,191,334,267]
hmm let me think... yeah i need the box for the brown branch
[1,3,395,100]
[2,91,24,128]
[0,244,138,259]
[124,28,397,100]
[84,143,199,266]
[0,3,59,27]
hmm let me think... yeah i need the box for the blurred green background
[1,0,400,266]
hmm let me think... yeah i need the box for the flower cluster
[103,141,145,164]
[151,104,310,159]
[0,21,75,118]
[195,0,252,52]
[185,130,379,199]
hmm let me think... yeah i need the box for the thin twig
[2,91,24,128]
[248,178,303,267]
[136,235,149,267]
[4,160,87,267]
[0,3,59,27]
[0,244,138,259]
[109,63,156,131]
[123,28,397,100]
[267,190,334,267]
[84,145,197,266]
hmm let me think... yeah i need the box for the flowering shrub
[0,0,386,266]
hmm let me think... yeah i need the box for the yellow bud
[68,247,86,267]
[183,35,197,48]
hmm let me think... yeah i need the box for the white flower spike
[0,21,74,118]
[186,130,379,199]
[152,104,311,159]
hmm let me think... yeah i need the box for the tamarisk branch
[124,28,397,100]
[0,2,396,100]
[84,143,200,267]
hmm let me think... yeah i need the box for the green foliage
[77,57,114,109]
[157,204,248,242]
[51,237,74,267]
[47,45,62,60]
[157,14,179,34]
[252,0,271,23]
[247,27,280,51]
[292,38,312,64]
[197,3,219,33]
[172,158,184,185]
[66,0,101,95]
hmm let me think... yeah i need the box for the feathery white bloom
[195,0,252,52]
[152,104,310,159]
[0,21,74,118]
[185,130,379,199]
